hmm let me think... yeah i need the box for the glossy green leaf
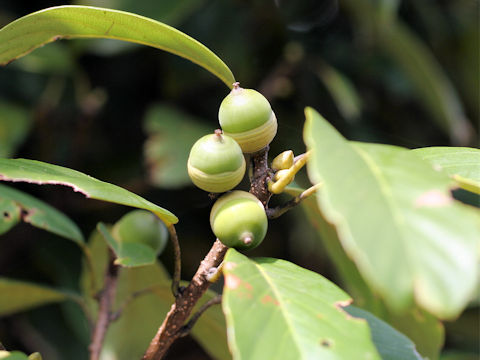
[80,231,229,360]
[0,158,178,225]
[0,277,71,316]
[143,104,211,189]
[0,102,32,158]
[97,222,156,267]
[0,183,84,244]
[69,0,206,57]
[76,0,205,27]
[304,107,480,319]
[412,147,480,195]
[222,249,380,360]
[345,306,422,360]
[286,187,444,360]
[0,195,20,235]
[0,5,235,88]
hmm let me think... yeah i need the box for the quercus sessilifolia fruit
[210,190,268,250]
[187,129,246,193]
[113,210,169,256]
[188,83,278,250]
[218,82,277,153]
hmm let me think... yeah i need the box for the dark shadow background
[0,0,478,359]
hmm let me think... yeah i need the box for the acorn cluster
[187,82,277,250]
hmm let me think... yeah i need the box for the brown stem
[142,240,228,360]
[89,249,119,360]
[249,146,273,206]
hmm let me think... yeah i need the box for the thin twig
[142,239,228,360]
[89,249,119,360]
[169,224,183,297]
[267,183,322,219]
[178,294,222,338]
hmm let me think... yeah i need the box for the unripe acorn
[113,210,169,256]
[218,82,277,153]
[188,130,246,193]
[210,190,268,250]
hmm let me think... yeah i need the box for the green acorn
[218,82,277,153]
[210,191,268,250]
[187,130,246,193]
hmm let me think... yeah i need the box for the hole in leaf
[3,211,10,219]
[320,339,333,348]
[20,209,30,219]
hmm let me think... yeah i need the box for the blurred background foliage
[0,0,478,359]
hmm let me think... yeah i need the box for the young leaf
[0,5,235,88]
[345,306,423,360]
[412,147,480,195]
[222,249,380,360]
[304,107,480,319]
[0,183,84,245]
[0,158,178,225]
[0,277,71,316]
[97,223,156,268]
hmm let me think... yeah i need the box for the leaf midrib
[352,145,414,280]
[253,263,304,359]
